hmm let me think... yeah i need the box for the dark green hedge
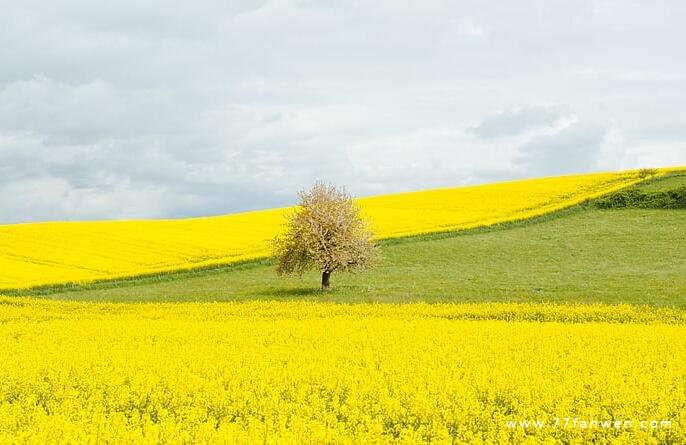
[594,186,686,209]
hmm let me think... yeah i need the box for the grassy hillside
[9,170,684,306]
[35,201,685,307]
[595,171,686,209]
[637,170,686,192]
[0,169,654,290]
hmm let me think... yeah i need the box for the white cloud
[0,0,685,223]
[0,177,171,222]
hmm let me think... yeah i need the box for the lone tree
[272,182,380,289]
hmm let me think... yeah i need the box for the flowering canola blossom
[0,169,670,290]
[1,298,684,444]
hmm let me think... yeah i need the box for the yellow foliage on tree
[272,182,380,289]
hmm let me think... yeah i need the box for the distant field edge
[2,298,686,324]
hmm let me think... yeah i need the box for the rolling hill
[15,169,686,307]
[0,169,665,291]
[2,168,686,444]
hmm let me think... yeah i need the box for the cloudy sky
[1,0,685,223]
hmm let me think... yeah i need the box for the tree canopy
[272,182,380,289]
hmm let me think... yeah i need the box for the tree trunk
[321,270,331,290]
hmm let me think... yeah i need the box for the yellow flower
[0,169,665,290]
[0,298,683,443]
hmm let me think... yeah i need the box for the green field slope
[28,173,685,307]
[636,171,686,192]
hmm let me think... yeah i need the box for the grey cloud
[469,106,570,139]
[515,122,606,176]
[0,77,193,145]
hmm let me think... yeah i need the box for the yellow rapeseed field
[0,169,667,290]
[1,298,684,444]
